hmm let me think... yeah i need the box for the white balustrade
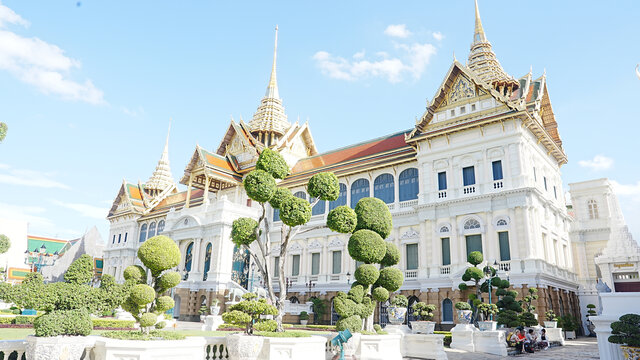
[498,261,511,272]
[439,265,451,275]
[463,185,476,194]
[283,300,313,315]
[0,340,26,360]
[399,199,418,208]
[204,336,229,360]
[438,190,447,199]
[493,180,503,189]
[405,270,418,279]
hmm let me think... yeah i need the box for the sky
[0,1,639,244]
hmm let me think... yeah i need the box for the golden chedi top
[146,123,175,195]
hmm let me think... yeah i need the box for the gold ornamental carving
[448,76,475,104]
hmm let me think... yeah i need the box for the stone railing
[0,340,26,360]
[439,265,451,275]
[404,270,418,279]
[283,300,313,315]
[204,336,229,359]
[399,199,418,209]
[463,185,476,195]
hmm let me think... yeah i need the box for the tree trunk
[364,313,375,332]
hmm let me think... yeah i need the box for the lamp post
[24,245,58,274]
[306,279,316,293]
[484,260,498,320]
[346,272,351,285]
[285,277,293,293]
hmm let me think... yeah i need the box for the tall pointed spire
[146,121,175,195]
[249,26,290,146]
[467,0,518,91]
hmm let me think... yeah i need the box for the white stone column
[190,238,203,281]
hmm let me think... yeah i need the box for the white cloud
[353,50,365,60]
[0,201,53,228]
[0,163,69,189]
[432,31,444,41]
[611,180,640,201]
[384,24,412,38]
[0,4,105,104]
[578,155,614,171]
[49,199,107,220]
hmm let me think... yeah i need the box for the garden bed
[100,330,186,341]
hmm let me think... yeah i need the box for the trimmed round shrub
[354,197,393,239]
[307,172,340,201]
[279,196,311,227]
[244,169,276,203]
[34,309,92,337]
[350,281,364,289]
[256,148,289,179]
[269,187,292,209]
[254,319,278,332]
[380,242,400,267]
[467,251,483,266]
[354,264,379,285]
[155,321,166,329]
[348,229,386,264]
[64,254,94,285]
[123,265,147,284]
[327,206,357,234]
[376,267,404,292]
[156,296,175,312]
[458,283,468,291]
[336,314,362,333]
[138,235,180,276]
[463,267,484,281]
[130,284,155,305]
[140,312,158,328]
[0,234,10,254]
[372,286,389,302]
[231,217,258,246]
[157,271,181,290]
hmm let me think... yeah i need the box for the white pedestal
[358,334,403,360]
[450,324,476,352]
[403,334,448,360]
[115,309,135,321]
[384,324,411,335]
[544,328,565,346]
[473,330,507,357]
[201,315,224,331]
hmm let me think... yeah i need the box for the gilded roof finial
[453,51,457,62]
[473,0,487,44]
[146,120,175,192]
[265,25,279,99]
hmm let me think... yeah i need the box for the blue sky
[0,1,639,243]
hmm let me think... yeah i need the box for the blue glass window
[465,234,482,256]
[442,299,453,322]
[438,172,447,191]
[399,168,419,201]
[185,242,194,272]
[139,224,147,242]
[311,197,325,215]
[112,235,115,244]
[124,233,127,242]
[492,160,503,181]
[294,191,307,200]
[157,220,165,234]
[273,208,280,222]
[148,222,157,238]
[329,183,347,210]
[374,173,395,204]
[118,234,121,243]
[292,255,300,276]
[498,232,511,261]
[406,243,418,270]
[463,166,475,186]
[350,179,370,208]
[441,237,451,265]
[203,243,212,280]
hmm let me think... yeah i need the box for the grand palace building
[103,2,639,330]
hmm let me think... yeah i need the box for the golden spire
[146,121,175,194]
[473,0,487,44]
[265,25,279,99]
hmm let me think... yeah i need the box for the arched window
[311,197,325,216]
[148,222,157,238]
[440,226,450,233]
[463,219,481,230]
[329,183,347,210]
[407,296,420,324]
[289,296,299,304]
[374,174,395,204]
[558,294,565,316]
[139,224,148,242]
[185,242,194,272]
[157,220,165,234]
[203,243,212,281]
[294,191,307,200]
[350,179,370,208]
[496,219,508,226]
[588,200,599,219]
[442,298,453,322]
[399,168,419,201]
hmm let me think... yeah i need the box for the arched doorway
[407,295,419,325]
[330,297,339,325]
[442,298,453,322]
[378,300,390,328]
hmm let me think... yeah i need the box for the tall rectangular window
[112,235,116,244]
[332,251,342,274]
[544,177,548,191]
[118,234,121,243]
[406,243,418,270]
[463,166,476,186]
[441,237,451,266]
[553,186,557,199]
[124,233,128,242]
[465,235,483,256]
[311,253,320,275]
[292,255,300,276]
[492,160,503,181]
[533,167,537,181]
[498,232,511,261]
[438,172,447,190]
[274,256,280,277]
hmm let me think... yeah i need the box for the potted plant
[199,305,208,322]
[222,292,278,360]
[410,302,437,334]
[455,302,473,324]
[476,303,498,331]
[586,304,597,336]
[544,309,558,328]
[559,314,578,339]
[388,295,408,325]
[210,298,221,316]
[299,311,309,326]
[608,313,640,359]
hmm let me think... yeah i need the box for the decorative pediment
[308,239,323,251]
[328,238,344,248]
[400,228,419,240]
[288,243,302,254]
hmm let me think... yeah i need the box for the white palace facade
[103,2,634,327]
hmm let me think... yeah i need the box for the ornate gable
[108,180,145,218]
[216,120,261,171]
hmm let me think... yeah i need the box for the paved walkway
[444,337,599,360]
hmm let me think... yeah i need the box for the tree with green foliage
[329,197,402,332]
[412,302,437,321]
[230,148,340,331]
[608,313,640,347]
[310,297,326,325]
[122,235,181,334]
[64,254,95,285]
[458,251,485,321]
[222,293,278,335]
[0,122,7,143]
[0,234,10,254]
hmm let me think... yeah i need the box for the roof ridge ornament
[145,120,176,194]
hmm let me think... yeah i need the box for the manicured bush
[609,313,640,347]
[64,254,94,285]
[373,324,382,333]
[0,317,14,324]
[157,271,181,291]
[155,321,166,329]
[269,187,292,209]
[130,284,155,306]
[279,196,311,227]
[455,302,471,310]
[497,309,522,328]
[380,242,400,267]
[231,217,258,246]
[155,296,175,312]
[91,318,136,329]
[14,315,36,324]
[477,303,498,321]
[390,295,408,308]
[101,330,186,341]
[463,267,483,282]
[327,206,357,233]
[376,267,404,293]
[243,169,276,202]
[256,148,289,179]
[354,197,393,239]
[34,309,92,337]
[336,314,362,333]
[354,264,379,285]
[348,229,386,264]
[372,287,389,302]
[221,293,278,335]
[137,235,181,276]
[307,172,340,201]
[0,234,10,254]
[413,302,437,321]
[299,311,309,320]
[519,311,538,327]
[545,309,558,321]
[458,283,468,291]
[254,319,278,332]
[467,251,483,266]
[140,313,158,328]
[124,265,147,284]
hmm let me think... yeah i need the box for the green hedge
[14,315,37,324]
[434,331,452,347]
[92,318,136,328]
[0,316,14,324]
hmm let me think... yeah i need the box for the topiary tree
[0,234,10,254]
[0,122,7,143]
[329,197,402,332]
[608,313,640,347]
[586,304,597,318]
[64,254,95,285]
[522,288,538,314]
[122,235,181,334]
[221,292,278,335]
[412,302,437,321]
[333,285,376,333]
[458,251,485,321]
[230,149,340,331]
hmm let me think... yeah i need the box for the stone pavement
[444,337,599,360]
